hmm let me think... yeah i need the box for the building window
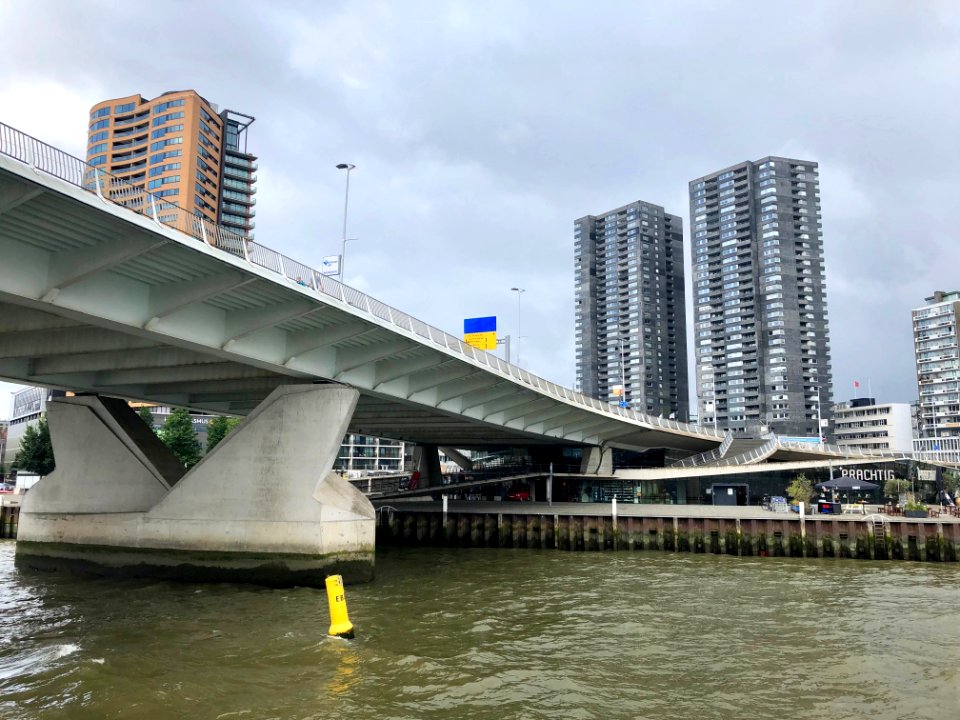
[155,98,185,113]
[152,111,185,127]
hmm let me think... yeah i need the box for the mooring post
[547,462,553,507]
[611,497,618,551]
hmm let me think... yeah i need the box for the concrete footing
[16,385,375,586]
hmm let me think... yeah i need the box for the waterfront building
[0,420,8,477]
[134,404,217,449]
[85,90,257,239]
[135,402,409,473]
[335,434,411,475]
[3,387,64,470]
[833,397,914,453]
[689,157,832,437]
[574,200,688,419]
[912,290,960,461]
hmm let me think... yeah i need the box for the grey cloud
[1,0,958,411]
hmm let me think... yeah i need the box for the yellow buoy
[325,574,355,639]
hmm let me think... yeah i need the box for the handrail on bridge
[0,121,723,442]
[678,432,936,469]
[670,430,734,468]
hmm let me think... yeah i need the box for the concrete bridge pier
[412,443,444,488]
[580,445,613,475]
[16,385,375,586]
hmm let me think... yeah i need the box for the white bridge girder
[0,152,724,453]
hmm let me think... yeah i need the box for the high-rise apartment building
[85,90,256,238]
[574,200,687,419]
[912,291,960,458]
[689,157,831,437]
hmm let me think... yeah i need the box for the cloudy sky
[1,0,959,419]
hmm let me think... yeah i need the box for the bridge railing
[0,121,723,441]
[670,430,734,468]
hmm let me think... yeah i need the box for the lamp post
[336,163,355,283]
[497,335,511,363]
[815,384,824,445]
[510,287,525,365]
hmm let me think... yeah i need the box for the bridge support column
[412,443,443,488]
[16,385,375,586]
[580,445,613,475]
[439,446,472,472]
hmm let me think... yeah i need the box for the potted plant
[903,499,929,519]
[883,478,909,505]
[786,472,813,512]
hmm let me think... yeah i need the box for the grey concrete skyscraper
[574,201,687,420]
[689,157,832,437]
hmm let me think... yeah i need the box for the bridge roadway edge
[16,384,377,586]
[0,148,725,454]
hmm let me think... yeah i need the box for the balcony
[223,154,258,171]
[114,113,150,127]
[222,166,257,182]
[221,190,256,206]
[114,126,149,139]
[112,148,147,163]
[112,161,147,175]
[222,203,256,218]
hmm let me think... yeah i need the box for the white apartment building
[913,290,960,461]
[833,398,913,453]
[336,434,410,475]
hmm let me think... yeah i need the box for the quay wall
[0,504,18,539]
[376,504,960,562]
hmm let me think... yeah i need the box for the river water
[0,540,958,719]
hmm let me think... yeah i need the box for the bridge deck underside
[0,300,566,446]
[0,156,722,453]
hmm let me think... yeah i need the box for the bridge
[0,122,729,584]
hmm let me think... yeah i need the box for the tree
[137,406,156,429]
[14,417,55,476]
[942,470,960,497]
[883,478,910,500]
[786,472,813,506]
[206,416,241,453]
[159,408,202,467]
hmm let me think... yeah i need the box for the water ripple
[1,543,959,719]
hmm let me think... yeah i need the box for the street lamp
[336,163,355,283]
[813,382,825,445]
[510,287,525,365]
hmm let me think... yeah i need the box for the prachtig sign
[839,468,896,482]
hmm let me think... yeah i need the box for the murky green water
[0,540,958,719]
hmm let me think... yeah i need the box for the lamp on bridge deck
[336,163,356,284]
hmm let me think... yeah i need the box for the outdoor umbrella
[815,476,879,491]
